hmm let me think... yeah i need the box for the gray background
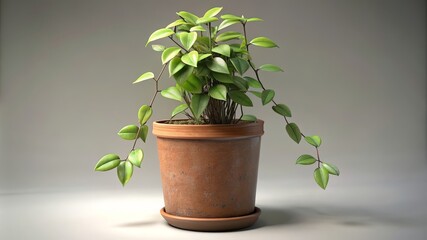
[1,0,426,239]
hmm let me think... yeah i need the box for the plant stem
[169,36,189,53]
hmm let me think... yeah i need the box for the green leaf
[322,162,340,176]
[173,66,194,84]
[305,135,322,147]
[229,90,253,107]
[232,76,249,91]
[220,14,243,21]
[296,154,317,165]
[118,125,139,140]
[146,28,174,46]
[314,167,329,189]
[272,104,292,117]
[212,44,231,57]
[166,19,186,28]
[249,36,278,48]
[138,105,153,125]
[176,11,199,24]
[212,72,233,83]
[215,31,243,42]
[128,149,143,168]
[181,74,202,93]
[230,58,250,76]
[208,84,227,101]
[177,32,198,51]
[133,72,154,84]
[241,114,257,121]
[207,57,229,74]
[190,25,206,32]
[261,89,275,105]
[244,77,262,89]
[181,51,199,67]
[161,86,183,102]
[246,17,263,22]
[196,17,218,25]
[249,90,262,98]
[151,44,165,52]
[95,154,121,171]
[203,7,223,18]
[171,103,188,118]
[117,161,133,186]
[286,123,302,143]
[139,125,149,142]
[258,64,283,72]
[169,57,185,76]
[198,53,211,61]
[191,94,210,119]
[161,47,181,64]
[218,19,240,31]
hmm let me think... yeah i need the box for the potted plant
[94,7,340,231]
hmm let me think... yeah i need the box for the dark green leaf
[258,64,283,72]
[215,31,243,42]
[244,76,262,89]
[261,89,275,105]
[181,74,202,93]
[230,58,250,76]
[118,125,139,140]
[171,104,188,118]
[249,36,278,48]
[138,105,153,125]
[203,7,223,18]
[161,47,181,64]
[191,94,210,119]
[173,66,194,84]
[169,57,185,76]
[161,86,183,102]
[286,123,302,143]
[181,51,198,67]
[241,114,257,121]
[249,90,262,98]
[305,135,322,147]
[95,154,121,171]
[166,19,187,28]
[232,76,249,91]
[272,104,292,117]
[151,44,165,52]
[176,11,198,24]
[128,149,143,168]
[218,19,239,31]
[212,72,233,83]
[207,57,229,74]
[208,84,227,101]
[139,125,149,142]
[133,72,154,84]
[296,154,317,165]
[314,167,329,189]
[322,163,340,176]
[177,32,198,51]
[229,90,253,107]
[146,28,174,46]
[212,44,231,57]
[117,161,133,186]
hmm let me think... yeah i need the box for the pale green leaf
[272,104,292,117]
[286,123,302,143]
[138,105,152,125]
[196,17,218,25]
[207,57,229,74]
[166,19,186,28]
[229,90,253,107]
[146,28,174,46]
[258,64,283,72]
[246,17,263,22]
[191,94,210,120]
[161,47,181,64]
[198,53,212,61]
[118,125,139,140]
[95,154,121,171]
[171,104,188,118]
[241,114,257,121]
[128,149,143,168]
[190,25,206,32]
[208,84,227,101]
[314,167,329,189]
[305,135,322,147]
[203,7,223,18]
[176,11,199,24]
[322,163,340,176]
[218,19,240,31]
[230,58,250,76]
[117,161,133,186]
[168,57,185,76]
[177,32,198,51]
[261,89,275,105]
[181,50,198,67]
[296,154,317,165]
[220,14,243,21]
[249,36,278,48]
[249,90,262,98]
[151,44,165,52]
[139,125,149,142]
[215,31,243,42]
[161,86,183,102]
[133,72,154,84]
[212,44,231,57]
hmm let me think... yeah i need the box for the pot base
[160,207,261,232]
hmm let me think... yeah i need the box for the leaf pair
[313,163,340,189]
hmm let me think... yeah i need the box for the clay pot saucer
[160,207,261,232]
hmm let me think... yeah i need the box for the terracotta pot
[152,120,264,231]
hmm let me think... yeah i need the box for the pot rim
[152,119,264,140]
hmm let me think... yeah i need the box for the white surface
[2,173,427,240]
